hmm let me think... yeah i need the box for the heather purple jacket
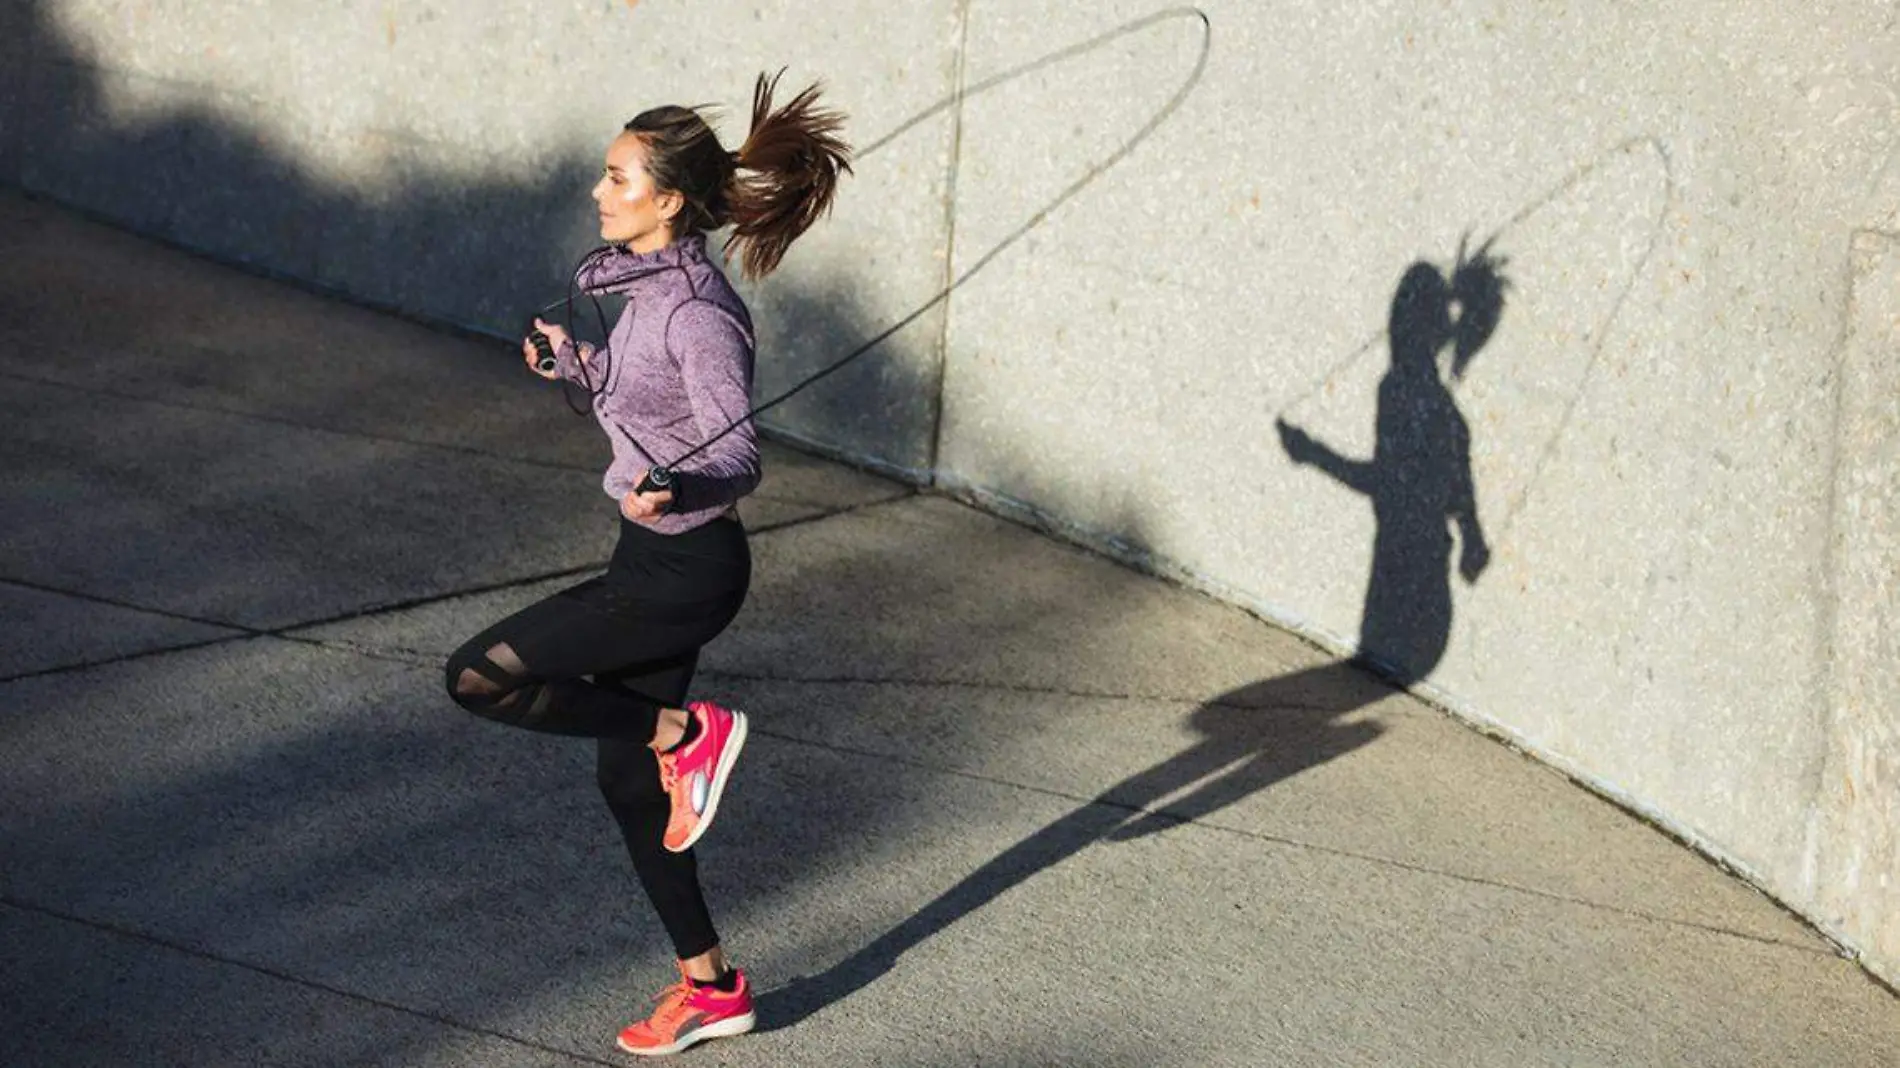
[552,233,762,536]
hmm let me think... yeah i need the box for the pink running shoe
[616,965,756,1057]
[658,700,748,853]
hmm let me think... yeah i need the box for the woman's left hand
[1459,537,1491,582]
[620,473,675,524]
[523,317,576,379]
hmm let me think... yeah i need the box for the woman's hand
[620,472,676,524]
[1459,533,1491,582]
[1276,417,1316,465]
[522,317,576,380]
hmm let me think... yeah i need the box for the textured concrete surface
[2,906,605,1068]
[0,581,241,680]
[304,497,1823,950]
[2,191,1898,1067]
[1813,230,1900,977]
[929,1,1900,980]
[3,0,1897,985]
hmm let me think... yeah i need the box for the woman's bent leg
[442,577,735,740]
[443,519,751,989]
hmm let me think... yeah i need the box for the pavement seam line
[0,897,621,1067]
[0,633,264,686]
[2,643,1829,966]
[739,724,1836,957]
[269,491,913,638]
[9,560,1807,953]
[0,493,913,684]
[0,575,249,632]
[0,368,906,508]
[0,561,609,684]
[698,666,1388,715]
[247,647,1362,715]
[0,577,268,685]
[123,604,1817,953]
[0,367,609,478]
[274,561,612,633]
[745,488,920,536]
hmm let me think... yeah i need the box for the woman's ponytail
[721,71,853,280]
[623,71,851,280]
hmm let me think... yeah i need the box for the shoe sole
[665,709,748,854]
[616,1010,756,1056]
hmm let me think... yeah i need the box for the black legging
[443,515,750,960]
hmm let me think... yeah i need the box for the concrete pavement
[1,190,1894,1067]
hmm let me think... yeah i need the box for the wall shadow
[756,245,1507,1028]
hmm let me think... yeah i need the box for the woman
[444,72,850,1057]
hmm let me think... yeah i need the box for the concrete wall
[0,0,962,474]
[4,1,1895,985]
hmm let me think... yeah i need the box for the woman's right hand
[1276,417,1316,465]
[522,317,575,380]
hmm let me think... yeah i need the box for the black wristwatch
[640,466,677,514]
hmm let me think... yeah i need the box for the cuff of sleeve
[666,471,687,515]
[554,339,584,380]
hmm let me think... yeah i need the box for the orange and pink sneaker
[658,700,749,853]
[616,965,757,1057]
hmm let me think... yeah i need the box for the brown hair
[624,71,852,280]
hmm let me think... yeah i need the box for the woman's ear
[654,188,686,225]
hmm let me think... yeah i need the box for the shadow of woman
[1277,244,1503,682]
[758,245,1507,1028]
[1105,243,1507,843]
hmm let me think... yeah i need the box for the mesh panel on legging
[441,602,674,740]
[441,519,747,961]
[446,640,561,724]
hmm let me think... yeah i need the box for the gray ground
[1,190,1894,1067]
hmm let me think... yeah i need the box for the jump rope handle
[529,330,558,375]
[528,303,669,500]
[635,466,673,496]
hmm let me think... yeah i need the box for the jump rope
[520,6,1214,504]
[528,135,1659,554]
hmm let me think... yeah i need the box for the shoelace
[656,750,680,793]
[645,980,699,1032]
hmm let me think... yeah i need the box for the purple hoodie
[552,233,761,536]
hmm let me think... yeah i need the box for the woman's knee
[442,644,484,708]
[444,639,534,711]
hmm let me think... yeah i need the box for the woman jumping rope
[443,72,850,1057]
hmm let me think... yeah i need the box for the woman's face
[591,132,682,251]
